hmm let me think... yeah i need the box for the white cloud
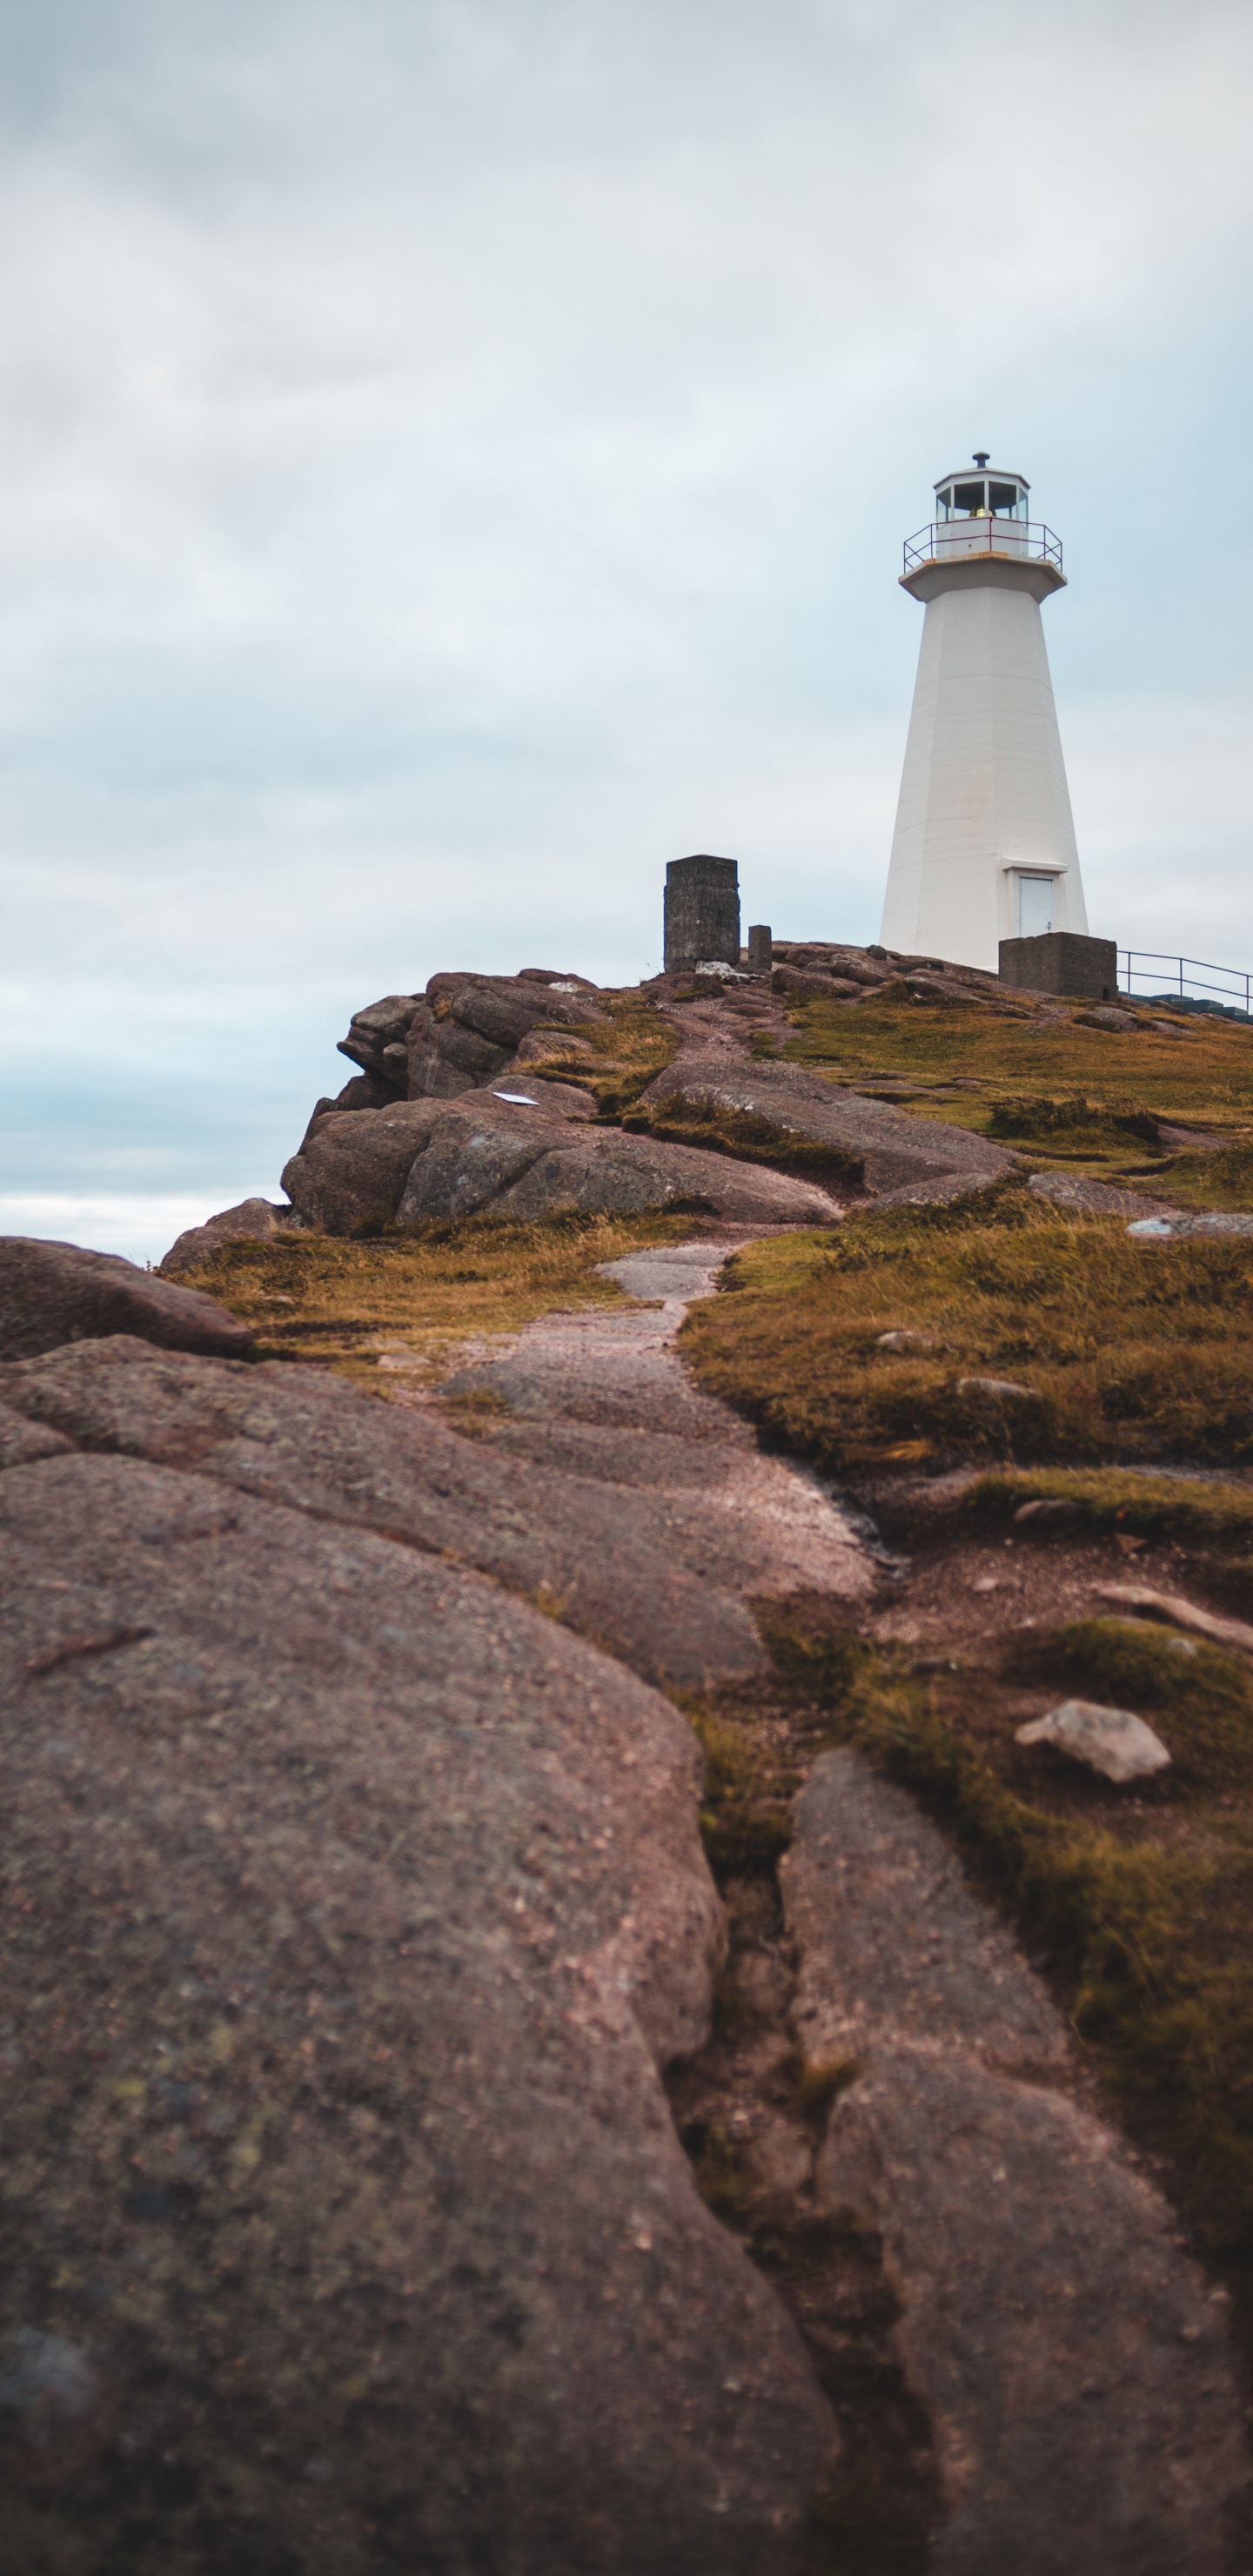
[2,0,1251,1241]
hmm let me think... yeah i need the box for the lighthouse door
[1018,874,1055,937]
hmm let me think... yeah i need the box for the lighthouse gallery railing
[902,521,1063,577]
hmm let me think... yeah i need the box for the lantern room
[935,456,1029,520]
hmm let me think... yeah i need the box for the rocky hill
[3,945,1253,2573]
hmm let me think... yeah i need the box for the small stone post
[747,924,773,972]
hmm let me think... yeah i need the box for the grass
[961,1466,1253,1548]
[769,990,1253,1135]
[171,1206,700,1388]
[680,1183,1253,1475]
[755,1598,1253,2345]
[519,983,678,1118]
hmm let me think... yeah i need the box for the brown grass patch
[173,1207,700,1388]
[680,1189,1253,1475]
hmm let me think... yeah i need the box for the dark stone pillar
[999,932,1118,1002]
[747,924,773,972]
[664,855,740,973]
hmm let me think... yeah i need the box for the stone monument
[664,854,740,973]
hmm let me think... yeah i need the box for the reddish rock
[784,1751,1250,2574]
[0,1239,254,1364]
[0,1443,832,2573]
[160,1197,297,1275]
[281,1092,842,1237]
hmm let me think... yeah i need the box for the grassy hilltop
[189,974,1253,2374]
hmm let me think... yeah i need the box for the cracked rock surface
[785,1751,1250,2574]
[0,1439,834,2574]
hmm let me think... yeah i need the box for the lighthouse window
[952,480,987,514]
[988,481,1022,515]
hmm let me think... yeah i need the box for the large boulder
[280,1100,446,1233]
[640,1057,1015,1199]
[160,1197,298,1276]
[0,1409,834,2573]
[282,1091,843,1235]
[0,1238,254,1363]
[331,976,612,1112]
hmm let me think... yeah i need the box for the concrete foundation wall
[1000,932,1118,1001]
[881,577,1088,972]
[665,855,740,971]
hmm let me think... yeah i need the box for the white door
[1018,874,1055,937]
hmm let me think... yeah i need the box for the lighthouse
[880,458,1089,971]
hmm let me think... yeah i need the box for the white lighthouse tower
[880,457,1089,970]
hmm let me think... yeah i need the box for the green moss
[1157,1137,1253,1213]
[689,1706,794,1874]
[986,1092,1162,1155]
[962,1467,1253,1547]
[680,1200,1253,1476]
[762,1607,1253,2298]
[777,990,1253,1130]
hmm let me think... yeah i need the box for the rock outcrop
[0,1330,833,1690]
[280,1089,842,1235]
[0,1238,254,1362]
[0,1431,833,2573]
[160,1197,300,1275]
[334,970,608,1107]
[639,1052,1015,1203]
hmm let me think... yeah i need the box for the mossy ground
[174,1206,698,1388]
[680,1183,1253,1473]
[680,1594,1253,2372]
[766,990,1253,1197]
[522,983,678,1117]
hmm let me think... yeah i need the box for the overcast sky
[3,0,1251,1260]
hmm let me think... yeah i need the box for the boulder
[640,1057,1014,1200]
[1074,1006,1138,1033]
[0,1437,833,2573]
[1029,1171,1183,1218]
[282,1093,842,1238]
[1128,1211,1253,1241]
[451,983,555,1050]
[1016,1699,1172,1783]
[160,1197,296,1275]
[0,1238,255,1364]
[335,991,423,1082]
[404,1000,488,1098]
[281,1101,446,1233]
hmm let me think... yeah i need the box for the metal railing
[1120,950,1252,1019]
[902,520,1063,577]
